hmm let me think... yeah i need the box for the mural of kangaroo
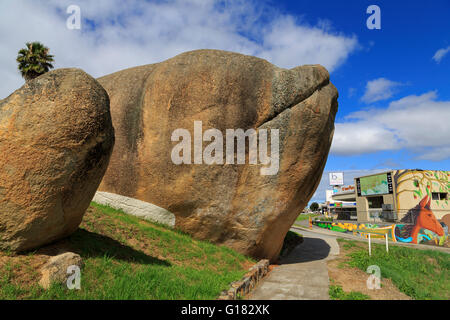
[395,195,444,244]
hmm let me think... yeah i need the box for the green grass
[329,284,370,300]
[296,213,319,221]
[0,202,255,300]
[337,239,450,300]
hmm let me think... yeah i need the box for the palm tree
[16,42,54,81]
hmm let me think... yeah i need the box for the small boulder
[0,68,115,251]
[39,252,83,289]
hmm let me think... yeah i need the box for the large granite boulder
[0,69,115,251]
[98,49,337,261]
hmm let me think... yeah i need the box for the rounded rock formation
[0,68,115,251]
[98,49,337,261]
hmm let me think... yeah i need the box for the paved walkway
[248,229,339,300]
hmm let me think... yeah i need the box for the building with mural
[353,169,449,245]
[355,170,449,221]
[314,170,449,246]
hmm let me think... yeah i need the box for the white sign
[329,172,344,186]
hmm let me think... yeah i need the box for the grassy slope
[0,203,254,300]
[337,239,450,300]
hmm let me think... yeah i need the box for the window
[368,196,384,209]
[432,192,448,200]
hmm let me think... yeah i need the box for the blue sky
[270,0,450,201]
[1,0,449,202]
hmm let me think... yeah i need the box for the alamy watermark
[67,265,81,290]
[366,265,381,290]
[366,5,381,30]
[171,121,279,176]
[66,5,81,30]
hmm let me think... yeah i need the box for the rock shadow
[63,229,171,267]
[281,237,331,264]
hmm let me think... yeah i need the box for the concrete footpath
[248,229,339,300]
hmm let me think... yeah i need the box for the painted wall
[393,170,449,220]
[313,216,449,247]
[349,170,449,246]
[393,195,447,245]
[392,170,448,245]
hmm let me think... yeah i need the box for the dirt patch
[241,260,256,271]
[327,242,411,300]
[0,239,76,292]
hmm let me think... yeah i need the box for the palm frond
[16,41,55,81]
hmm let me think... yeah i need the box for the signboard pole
[385,234,389,253]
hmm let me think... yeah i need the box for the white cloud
[0,0,358,99]
[332,122,399,154]
[416,146,450,162]
[257,17,358,72]
[432,46,450,63]
[331,91,450,161]
[361,78,403,103]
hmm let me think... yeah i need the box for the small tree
[17,42,54,82]
[309,202,319,212]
